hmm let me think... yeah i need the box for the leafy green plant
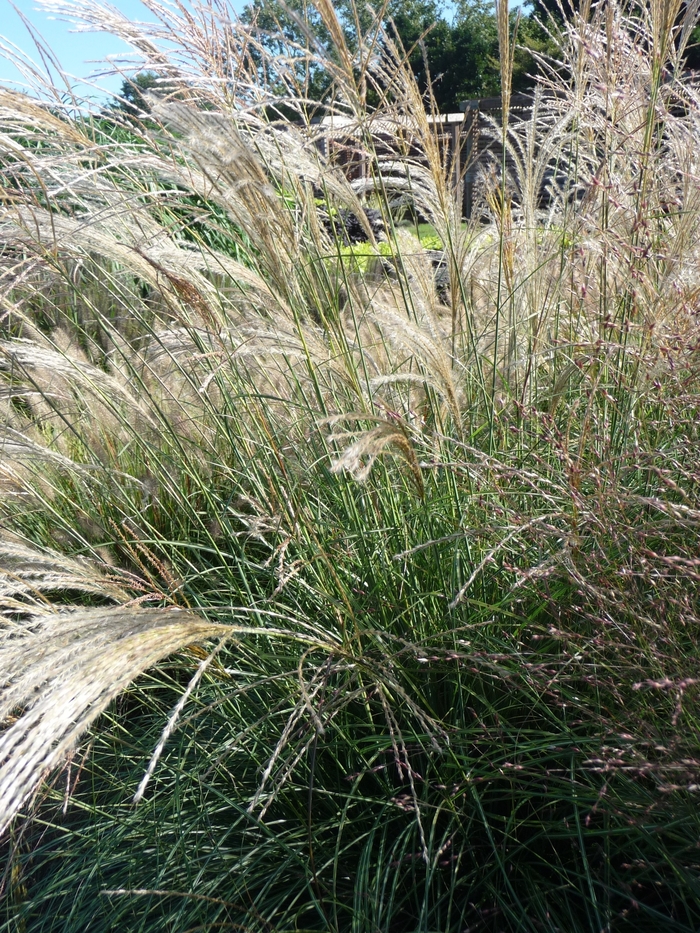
[418,233,443,249]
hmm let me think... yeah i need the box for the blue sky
[0,0,245,98]
[0,0,504,100]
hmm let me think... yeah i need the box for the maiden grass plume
[2,0,700,929]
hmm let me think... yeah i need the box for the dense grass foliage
[2,0,700,929]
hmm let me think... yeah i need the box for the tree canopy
[110,1,554,118]
[110,0,700,118]
[240,0,553,112]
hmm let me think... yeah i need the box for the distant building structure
[309,92,556,220]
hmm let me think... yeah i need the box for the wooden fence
[311,92,547,219]
[458,93,541,218]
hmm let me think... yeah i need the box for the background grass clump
[2,0,700,929]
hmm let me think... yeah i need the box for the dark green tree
[240,0,341,112]
[388,0,553,110]
[240,0,551,114]
[386,0,482,110]
[112,71,163,118]
[686,24,700,69]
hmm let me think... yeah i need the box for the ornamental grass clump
[2,0,700,929]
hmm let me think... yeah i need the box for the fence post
[460,99,480,219]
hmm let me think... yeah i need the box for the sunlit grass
[1,0,700,929]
